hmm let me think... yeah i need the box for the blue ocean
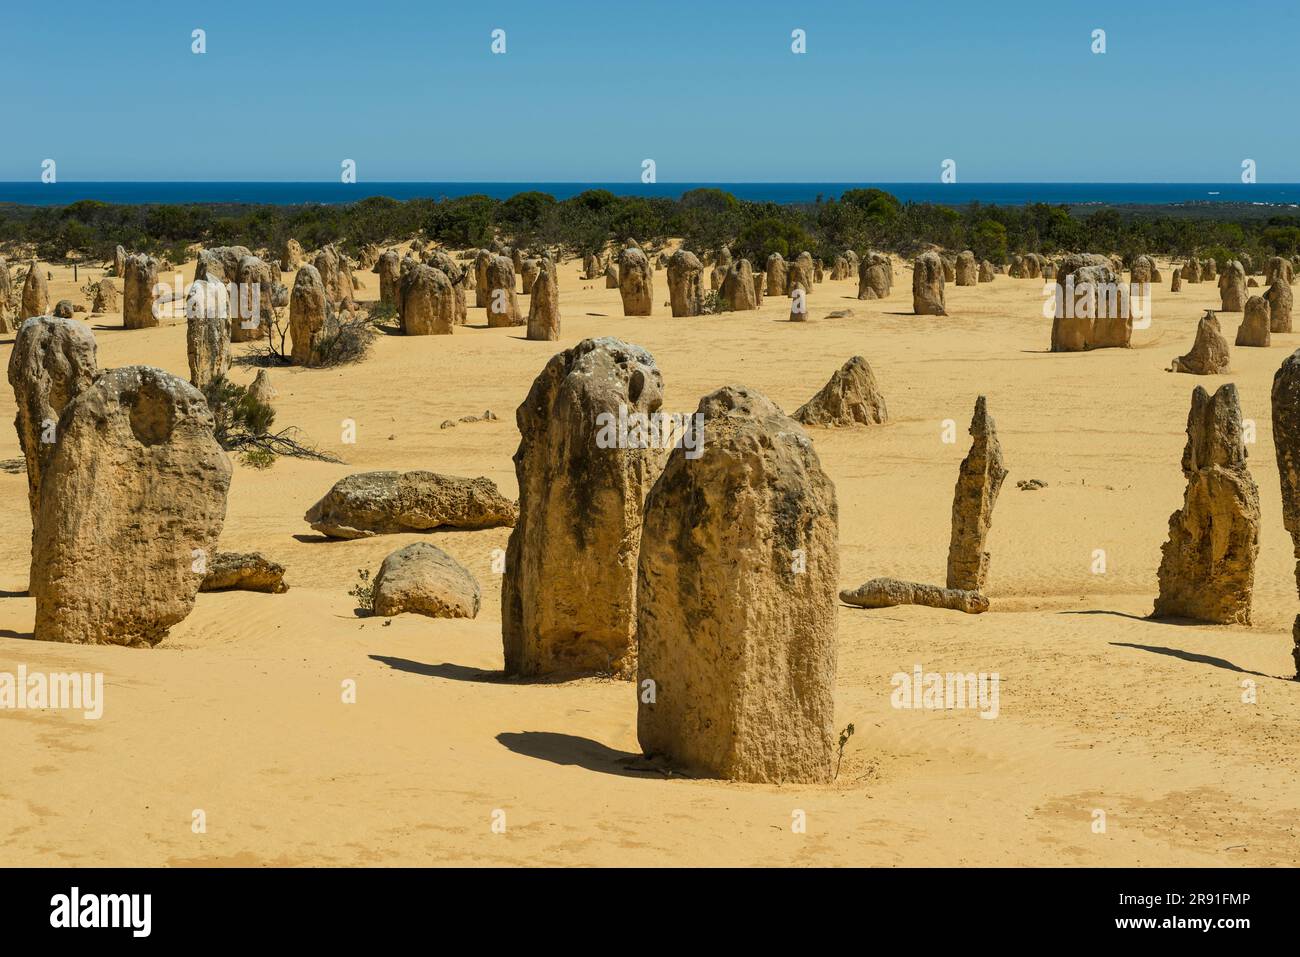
[2,182,1297,208]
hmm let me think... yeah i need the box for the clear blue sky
[4,0,1296,182]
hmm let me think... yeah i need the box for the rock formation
[793,356,888,427]
[955,251,978,286]
[1266,256,1294,287]
[195,246,253,283]
[91,279,118,313]
[31,366,231,645]
[486,255,520,326]
[248,369,276,405]
[912,252,947,315]
[373,542,480,619]
[474,248,493,308]
[231,255,274,343]
[1170,311,1231,375]
[185,279,231,388]
[858,253,892,300]
[766,253,787,297]
[304,470,517,538]
[1152,383,1259,625]
[7,316,99,528]
[840,578,989,614]
[401,263,455,336]
[721,259,757,311]
[788,252,815,295]
[1219,260,1247,312]
[636,385,838,783]
[526,259,560,340]
[503,337,665,678]
[289,264,333,365]
[280,238,304,271]
[667,249,703,317]
[1235,296,1271,348]
[200,552,288,593]
[618,247,653,316]
[520,258,542,297]
[122,253,160,329]
[946,396,1008,593]
[1052,254,1130,351]
[1266,275,1294,333]
[1269,350,1300,673]
[374,249,401,308]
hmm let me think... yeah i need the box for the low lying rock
[305,470,517,538]
[200,552,288,593]
[373,542,480,619]
[839,578,989,614]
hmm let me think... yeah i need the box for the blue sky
[3,0,1296,182]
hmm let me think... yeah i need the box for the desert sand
[2,254,1297,866]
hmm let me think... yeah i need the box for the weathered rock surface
[1270,350,1300,673]
[721,259,757,311]
[636,385,838,783]
[1219,260,1247,312]
[122,254,160,329]
[32,366,231,645]
[946,396,1008,593]
[305,470,517,538]
[401,263,455,336]
[503,337,665,678]
[955,250,978,286]
[1235,296,1271,347]
[231,255,274,343]
[1170,311,1231,375]
[91,279,118,313]
[1052,254,1130,351]
[7,316,99,526]
[372,249,398,309]
[1266,275,1293,333]
[766,253,788,297]
[526,259,561,341]
[618,247,653,316]
[486,255,521,326]
[200,552,288,593]
[289,264,334,366]
[248,369,276,405]
[1153,383,1259,625]
[858,253,892,300]
[373,542,480,619]
[912,252,946,315]
[667,249,703,317]
[839,578,989,614]
[185,279,231,388]
[793,356,888,427]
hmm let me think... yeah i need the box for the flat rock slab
[305,470,517,539]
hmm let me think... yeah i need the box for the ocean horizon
[3,181,1299,208]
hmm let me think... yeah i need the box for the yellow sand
[2,255,1297,867]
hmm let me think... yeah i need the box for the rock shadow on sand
[369,654,498,683]
[495,731,677,778]
[1109,641,1279,679]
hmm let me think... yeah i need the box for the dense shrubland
[4,187,1298,270]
